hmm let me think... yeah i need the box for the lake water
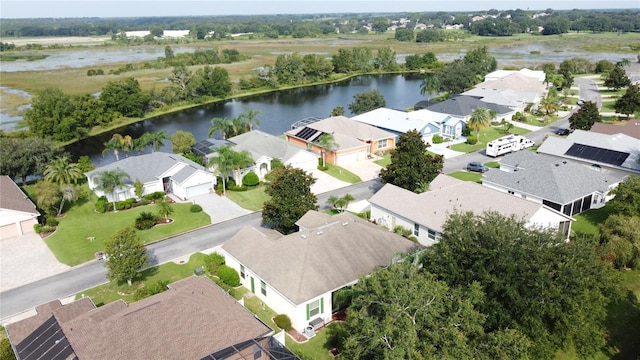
[67,74,428,167]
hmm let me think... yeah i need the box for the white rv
[486,135,535,157]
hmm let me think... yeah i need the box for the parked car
[555,128,571,136]
[467,162,489,173]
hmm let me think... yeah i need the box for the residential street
[0,78,600,323]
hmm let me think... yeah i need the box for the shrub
[0,337,16,360]
[270,158,285,171]
[242,172,259,187]
[190,204,203,213]
[34,224,56,234]
[204,252,226,275]
[46,217,59,227]
[133,280,169,301]
[217,265,240,286]
[135,211,157,230]
[116,201,127,211]
[466,136,478,145]
[95,196,109,213]
[317,164,329,171]
[432,134,444,144]
[462,127,471,137]
[274,314,293,331]
[143,191,166,201]
[228,185,248,192]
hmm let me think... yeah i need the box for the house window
[261,280,267,296]
[240,265,245,279]
[414,223,419,236]
[377,139,388,148]
[428,229,436,240]
[307,298,324,320]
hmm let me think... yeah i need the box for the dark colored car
[467,162,489,173]
[555,128,571,136]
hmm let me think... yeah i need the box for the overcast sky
[1,0,638,19]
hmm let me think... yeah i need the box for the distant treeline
[1,9,638,40]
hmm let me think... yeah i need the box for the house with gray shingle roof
[369,174,573,247]
[351,107,442,143]
[425,95,515,122]
[482,151,621,216]
[220,211,420,332]
[0,175,40,239]
[6,276,295,360]
[85,152,215,202]
[285,116,396,166]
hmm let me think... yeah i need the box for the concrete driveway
[182,193,252,224]
[0,233,70,292]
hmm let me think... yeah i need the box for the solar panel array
[15,316,77,360]
[294,127,320,141]
[564,143,629,166]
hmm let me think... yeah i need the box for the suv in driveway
[555,128,571,136]
[467,162,489,173]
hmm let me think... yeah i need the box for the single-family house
[5,276,296,360]
[537,130,640,176]
[369,174,574,247]
[424,95,515,123]
[0,176,40,240]
[482,151,621,216]
[484,68,546,83]
[351,107,441,143]
[410,109,467,140]
[591,121,640,140]
[85,152,215,202]
[474,72,547,105]
[285,116,396,165]
[462,87,528,111]
[193,130,319,182]
[220,211,420,332]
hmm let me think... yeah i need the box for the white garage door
[337,150,367,166]
[1,223,19,240]
[186,183,212,198]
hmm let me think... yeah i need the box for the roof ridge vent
[316,230,323,235]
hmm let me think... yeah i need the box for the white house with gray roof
[482,151,621,216]
[220,211,419,332]
[369,174,573,246]
[85,152,215,201]
[351,107,441,143]
[537,130,640,176]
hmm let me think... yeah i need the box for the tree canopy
[262,165,318,234]
[348,90,386,115]
[104,227,148,286]
[569,101,600,130]
[0,137,60,184]
[421,211,618,359]
[614,84,640,118]
[380,129,444,192]
[603,65,631,90]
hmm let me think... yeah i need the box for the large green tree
[193,65,232,98]
[603,65,631,90]
[43,156,83,185]
[208,117,233,139]
[0,137,60,184]
[614,84,640,118]
[380,129,444,192]
[104,227,148,286]
[333,262,532,359]
[568,101,600,130]
[100,77,150,118]
[608,175,640,217]
[262,165,318,235]
[171,130,196,154]
[599,214,640,269]
[422,211,618,359]
[373,46,398,71]
[348,90,386,115]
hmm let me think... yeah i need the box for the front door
[250,277,255,293]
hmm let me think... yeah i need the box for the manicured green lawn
[225,184,270,211]
[448,171,482,184]
[322,164,361,183]
[571,205,614,237]
[601,101,617,112]
[43,190,210,266]
[286,325,333,360]
[485,161,500,168]
[375,153,391,167]
[451,126,530,153]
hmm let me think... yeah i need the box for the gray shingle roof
[85,152,207,185]
[483,152,621,204]
[426,95,513,117]
[222,211,419,304]
[369,175,550,232]
[0,175,39,215]
[228,130,316,163]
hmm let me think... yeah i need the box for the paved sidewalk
[0,233,70,293]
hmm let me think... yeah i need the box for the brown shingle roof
[222,211,420,304]
[591,121,640,140]
[0,175,39,215]
[7,277,272,360]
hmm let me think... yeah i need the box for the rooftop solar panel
[16,316,76,360]
[296,127,319,141]
[565,143,629,166]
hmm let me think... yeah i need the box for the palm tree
[230,116,249,138]
[208,117,232,139]
[57,184,78,216]
[326,195,340,211]
[340,194,355,212]
[540,96,559,116]
[148,131,169,152]
[207,146,252,195]
[315,133,338,167]
[103,134,124,161]
[121,135,134,157]
[420,74,440,105]
[241,108,261,131]
[44,156,83,185]
[467,107,491,143]
[94,169,130,212]
[157,197,174,220]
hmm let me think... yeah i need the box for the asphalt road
[1,79,600,321]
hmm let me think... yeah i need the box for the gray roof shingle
[426,95,513,117]
[228,130,316,162]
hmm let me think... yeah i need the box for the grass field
[225,185,269,211]
[27,184,211,266]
